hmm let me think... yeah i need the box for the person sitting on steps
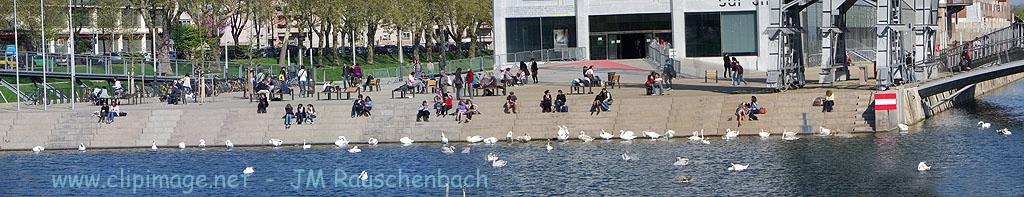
[504,92,519,114]
[417,101,430,122]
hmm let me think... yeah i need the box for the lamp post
[14,0,21,111]
[69,0,76,110]
[40,0,47,110]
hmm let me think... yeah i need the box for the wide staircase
[0,88,877,150]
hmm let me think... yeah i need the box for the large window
[685,11,757,57]
[505,17,577,53]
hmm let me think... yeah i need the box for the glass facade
[505,17,577,53]
[588,13,672,60]
[684,11,757,57]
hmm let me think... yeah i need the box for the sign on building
[874,93,898,110]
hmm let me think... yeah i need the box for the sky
[1015,0,1023,6]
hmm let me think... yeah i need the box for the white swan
[758,129,770,138]
[348,145,362,153]
[818,127,832,136]
[997,128,1012,135]
[673,157,689,166]
[897,123,910,132]
[728,163,749,171]
[506,131,514,142]
[269,139,283,147]
[466,136,484,143]
[917,161,931,172]
[178,142,186,149]
[335,136,350,148]
[722,129,739,140]
[545,142,554,152]
[78,143,86,151]
[619,130,637,140]
[243,166,255,174]
[978,121,991,129]
[32,146,44,152]
[302,139,312,150]
[441,145,456,154]
[441,132,450,144]
[688,131,702,141]
[491,159,507,167]
[644,131,662,139]
[486,153,499,161]
[699,129,710,144]
[782,129,800,141]
[483,137,498,144]
[198,139,207,148]
[556,125,570,141]
[400,137,415,146]
[578,131,594,142]
[515,133,532,143]
[664,130,676,139]
[151,140,158,150]
[359,170,369,181]
[225,140,234,149]
[367,138,379,145]
[621,151,635,161]
[599,130,614,140]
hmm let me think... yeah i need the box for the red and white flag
[875,93,897,111]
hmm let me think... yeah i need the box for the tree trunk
[470,22,479,58]
[412,28,421,62]
[365,21,377,64]
[278,17,290,65]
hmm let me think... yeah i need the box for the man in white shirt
[297,67,308,96]
[181,75,192,94]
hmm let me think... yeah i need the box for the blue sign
[5,45,15,55]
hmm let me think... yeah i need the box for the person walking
[732,57,748,86]
[283,104,294,129]
[722,54,732,79]
[297,66,308,96]
[530,58,539,84]
[662,61,675,90]
[541,90,553,113]
[454,68,465,100]
[465,69,475,98]
[519,61,530,84]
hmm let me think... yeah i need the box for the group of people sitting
[95,100,124,124]
[734,96,763,127]
[159,75,193,105]
[571,66,604,93]
[419,97,479,123]
[539,90,568,113]
[282,103,317,128]
[590,88,613,115]
[351,95,374,118]
[645,71,668,96]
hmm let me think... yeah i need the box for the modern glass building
[492,0,877,72]
[493,0,769,70]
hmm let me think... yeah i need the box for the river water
[2,83,1023,196]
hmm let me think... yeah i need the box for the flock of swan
[25,119,1017,177]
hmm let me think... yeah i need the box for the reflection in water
[2,82,1024,196]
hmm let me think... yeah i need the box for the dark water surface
[2,83,1024,196]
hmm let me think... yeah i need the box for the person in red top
[465,69,475,97]
[441,95,454,117]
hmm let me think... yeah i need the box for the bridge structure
[761,0,981,90]
[874,23,1024,130]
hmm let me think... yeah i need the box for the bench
[704,69,718,83]
[607,74,621,89]
[272,90,295,101]
[392,85,416,99]
[426,79,438,93]
[473,85,507,96]
[364,79,380,92]
[570,83,593,94]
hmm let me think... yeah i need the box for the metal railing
[928,23,1024,73]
